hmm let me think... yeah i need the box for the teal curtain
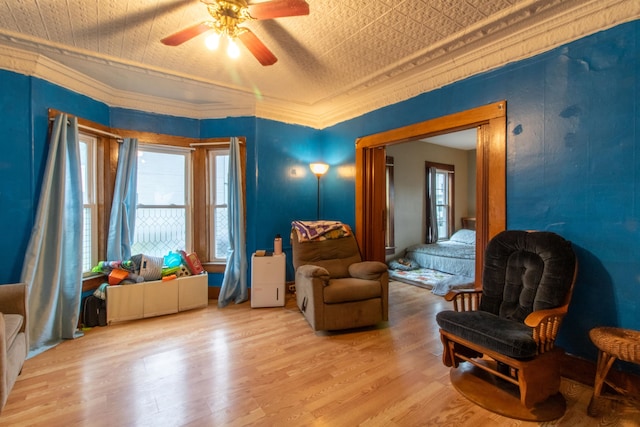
[21,113,83,357]
[107,138,138,260]
[218,137,247,307]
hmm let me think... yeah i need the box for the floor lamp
[309,162,329,219]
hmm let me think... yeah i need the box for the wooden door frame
[355,101,507,284]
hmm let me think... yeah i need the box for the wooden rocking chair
[436,230,578,421]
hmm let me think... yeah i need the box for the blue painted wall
[0,75,110,282]
[319,21,640,365]
[0,20,638,367]
[111,107,199,138]
[0,71,32,282]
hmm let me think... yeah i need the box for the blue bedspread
[404,230,476,278]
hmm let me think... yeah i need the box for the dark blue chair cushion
[436,310,537,359]
[479,230,575,323]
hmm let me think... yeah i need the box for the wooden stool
[588,327,640,417]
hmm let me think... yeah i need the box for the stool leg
[588,350,616,417]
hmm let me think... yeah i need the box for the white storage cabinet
[251,253,286,308]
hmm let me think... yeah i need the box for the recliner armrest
[297,265,331,282]
[348,261,388,280]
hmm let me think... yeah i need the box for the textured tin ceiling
[0,0,637,128]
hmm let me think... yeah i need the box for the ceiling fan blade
[238,29,277,66]
[248,0,309,20]
[161,22,211,46]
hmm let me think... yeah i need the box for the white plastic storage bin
[106,273,208,324]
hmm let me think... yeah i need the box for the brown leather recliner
[0,283,28,412]
[291,223,388,331]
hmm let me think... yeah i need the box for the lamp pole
[316,174,321,219]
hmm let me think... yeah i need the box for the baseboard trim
[208,287,220,300]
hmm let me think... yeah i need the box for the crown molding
[0,0,637,130]
[258,0,640,128]
[0,40,258,120]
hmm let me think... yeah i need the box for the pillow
[388,258,420,271]
[450,229,476,245]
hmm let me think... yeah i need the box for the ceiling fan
[161,0,310,66]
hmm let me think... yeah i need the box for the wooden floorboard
[2,281,639,426]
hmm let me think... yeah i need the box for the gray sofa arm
[348,261,388,280]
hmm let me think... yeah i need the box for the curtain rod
[78,124,123,140]
[50,117,243,147]
[189,141,244,147]
[139,143,195,152]
[49,117,123,140]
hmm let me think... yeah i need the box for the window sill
[203,263,226,274]
[82,273,106,292]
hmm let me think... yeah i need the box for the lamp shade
[309,162,329,176]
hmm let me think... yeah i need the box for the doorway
[355,101,507,283]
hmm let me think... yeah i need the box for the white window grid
[132,144,192,258]
[79,133,98,274]
[208,149,230,261]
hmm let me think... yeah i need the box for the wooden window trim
[192,141,247,272]
[425,161,455,239]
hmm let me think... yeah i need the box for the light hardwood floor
[2,281,639,426]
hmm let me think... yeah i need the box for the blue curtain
[218,137,247,307]
[107,138,138,261]
[21,113,83,357]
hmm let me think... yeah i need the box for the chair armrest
[348,261,388,280]
[444,289,482,312]
[524,305,569,353]
[0,283,27,317]
[296,265,330,282]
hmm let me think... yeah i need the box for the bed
[389,229,476,295]
[404,229,476,277]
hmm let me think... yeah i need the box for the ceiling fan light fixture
[205,32,221,50]
[162,0,310,66]
[227,38,240,59]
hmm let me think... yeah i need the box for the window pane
[137,151,186,205]
[209,150,230,261]
[133,146,191,257]
[79,135,97,274]
[214,207,229,259]
[132,207,186,257]
[80,141,90,271]
[83,207,92,272]
[433,169,450,239]
[435,172,446,204]
[79,141,89,205]
[216,155,229,203]
[437,206,448,238]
